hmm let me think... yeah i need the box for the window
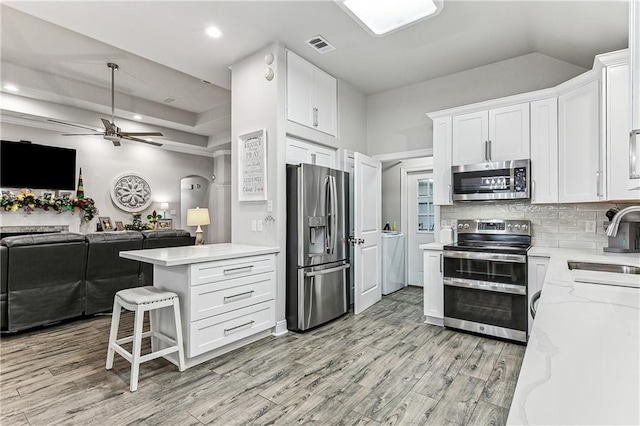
[417,178,434,232]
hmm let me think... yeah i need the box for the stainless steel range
[443,219,531,343]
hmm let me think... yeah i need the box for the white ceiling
[0,1,629,153]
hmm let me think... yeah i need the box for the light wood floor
[0,287,525,425]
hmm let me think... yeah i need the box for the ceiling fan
[61,62,163,147]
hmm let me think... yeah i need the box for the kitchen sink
[567,262,640,275]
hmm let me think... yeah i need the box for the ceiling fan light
[205,26,223,39]
[133,114,143,120]
[4,84,19,92]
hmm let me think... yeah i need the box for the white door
[354,152,382,314]
[407,172,435,286]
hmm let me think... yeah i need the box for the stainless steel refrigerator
[286,163,350,331]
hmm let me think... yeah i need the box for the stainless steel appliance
[286,163,350,331]
[451,159,530,201]
[443,219,531,342]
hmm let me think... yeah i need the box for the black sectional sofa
[0,229,194,333]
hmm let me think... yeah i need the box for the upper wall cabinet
[530,98,558,204]
[606,62,640,200]
[558,79,603,203]
[451,103,530,166]
[433,116,453,205]
[286,137,336,168]
[286,50,338,137]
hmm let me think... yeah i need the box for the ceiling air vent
[162,96,176,104]
[306,35,335,54]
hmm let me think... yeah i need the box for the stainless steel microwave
[451,159,530,201]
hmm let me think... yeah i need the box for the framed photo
[42,192,53,199]
[238,129,267,202]
[157,219,172,229]
[114,221,125,231]
[99,216,113,231]
[59,191,73,199]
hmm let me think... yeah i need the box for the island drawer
[188,300,275,357]
[190,271,275,321]
[190,254,275,286]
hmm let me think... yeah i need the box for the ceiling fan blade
[62,133,105,136]
[101,118,115,132]
[122,135,163,146]
[48,119,101,132]
[119,131,163,137]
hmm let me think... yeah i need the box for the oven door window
[444,285,527,331]
[444,256,526,285]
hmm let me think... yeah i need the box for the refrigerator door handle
[304,263,350,277]
[323,175,331,253]
[329,175,338,255]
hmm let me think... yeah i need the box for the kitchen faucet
[606,205,640,237]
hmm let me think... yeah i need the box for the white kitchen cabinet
[631,1,640,188]
[432,116,452,205]
[286,50,337,137]
[527,255,549,334]
[558,79,603,203]
[286,137,336,168]
[606,62,640,200]
[423,247,444,326]
[153,253,277,366]
[451,103,529,166]
[530,98,559,204]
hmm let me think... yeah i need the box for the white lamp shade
[187,208,210,226]
[160,202,169,211]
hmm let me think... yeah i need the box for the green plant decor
[0,190,98,222]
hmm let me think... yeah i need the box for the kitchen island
[120,243,280,369]
[508,247,640,425]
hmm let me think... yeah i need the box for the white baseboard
[272,319,288,336]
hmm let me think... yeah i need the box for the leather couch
[84,231,144,315]
[139,230,194,287]
[1,233,87,332]
[0,229,194,333]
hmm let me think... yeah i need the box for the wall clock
[110,173,153,212]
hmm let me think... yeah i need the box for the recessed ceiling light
[205,26,223,39]
[338,0,443,37]
[133,115,143,120]
[4,84,19,92]
[146,138,153,142]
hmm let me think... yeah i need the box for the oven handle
[530,290,542,319]
[443,250,527,264]
[444,277,526,295]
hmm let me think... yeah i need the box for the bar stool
[106,286,185,391]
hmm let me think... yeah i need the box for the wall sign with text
[238,129,267,202]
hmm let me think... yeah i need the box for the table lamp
[187,207,210,245]
[160,202,169,218]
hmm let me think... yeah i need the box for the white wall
[367,52,587,156]
[382,157,433,231]
[0,122,213,233]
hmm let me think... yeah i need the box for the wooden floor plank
[0,286,525,426]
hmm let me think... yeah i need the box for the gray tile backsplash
[440,202,636,250]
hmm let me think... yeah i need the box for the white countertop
[508,247,640,425]
[419,242,445,250]
[120,243,279,266]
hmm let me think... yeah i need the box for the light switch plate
[585,220,597,233]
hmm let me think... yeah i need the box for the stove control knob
[521,224,528,231]
[463,223,470,230]
[458,223,464,230]
[514,224,521,231]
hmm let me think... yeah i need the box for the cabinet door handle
[484,141,489,161]
[487,140,492,161]
[596,171,602,197]
[631,130,640,179]
[223,265,253,274]
[448,184,452,203]
[313,107,319,127]
[531,179,536,202]
[224,290,255,302]
[439,253,443,273]
[311,153,317,164]
[224,320,255,334]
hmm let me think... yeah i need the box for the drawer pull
[224,290,255,302]
[223,265,254,274]
[224,320,255,334]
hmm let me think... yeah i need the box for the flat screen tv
[1,140,77,190]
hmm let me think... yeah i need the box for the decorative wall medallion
[110,173,152,212]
